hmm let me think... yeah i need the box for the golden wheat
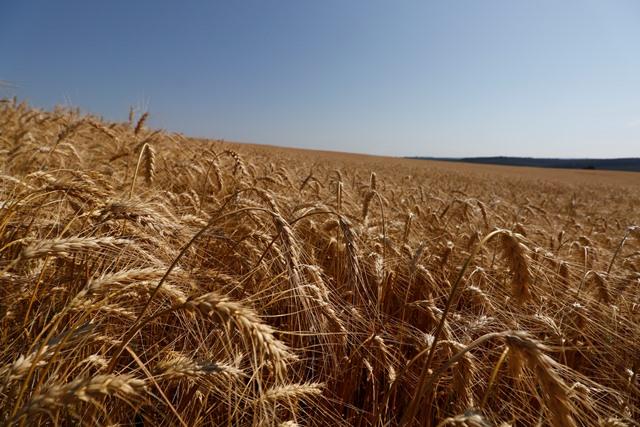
[0,100,638,426]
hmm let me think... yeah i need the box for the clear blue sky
[2,1,639,157]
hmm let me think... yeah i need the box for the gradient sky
[2,1,639,157]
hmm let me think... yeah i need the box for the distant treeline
[408,156,640,172]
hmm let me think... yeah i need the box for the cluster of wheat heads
[0,98,638,426]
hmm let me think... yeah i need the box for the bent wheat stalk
[13,374,145,423]
[105,206,276,374]
[179,291,296,379]
[399,228,514,425]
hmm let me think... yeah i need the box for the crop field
[1,99,639,426]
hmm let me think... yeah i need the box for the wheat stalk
[19,237,131,259]
[16,374,145,420]
[179,292,296,378]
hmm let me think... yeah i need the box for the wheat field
[1,99,639,426]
